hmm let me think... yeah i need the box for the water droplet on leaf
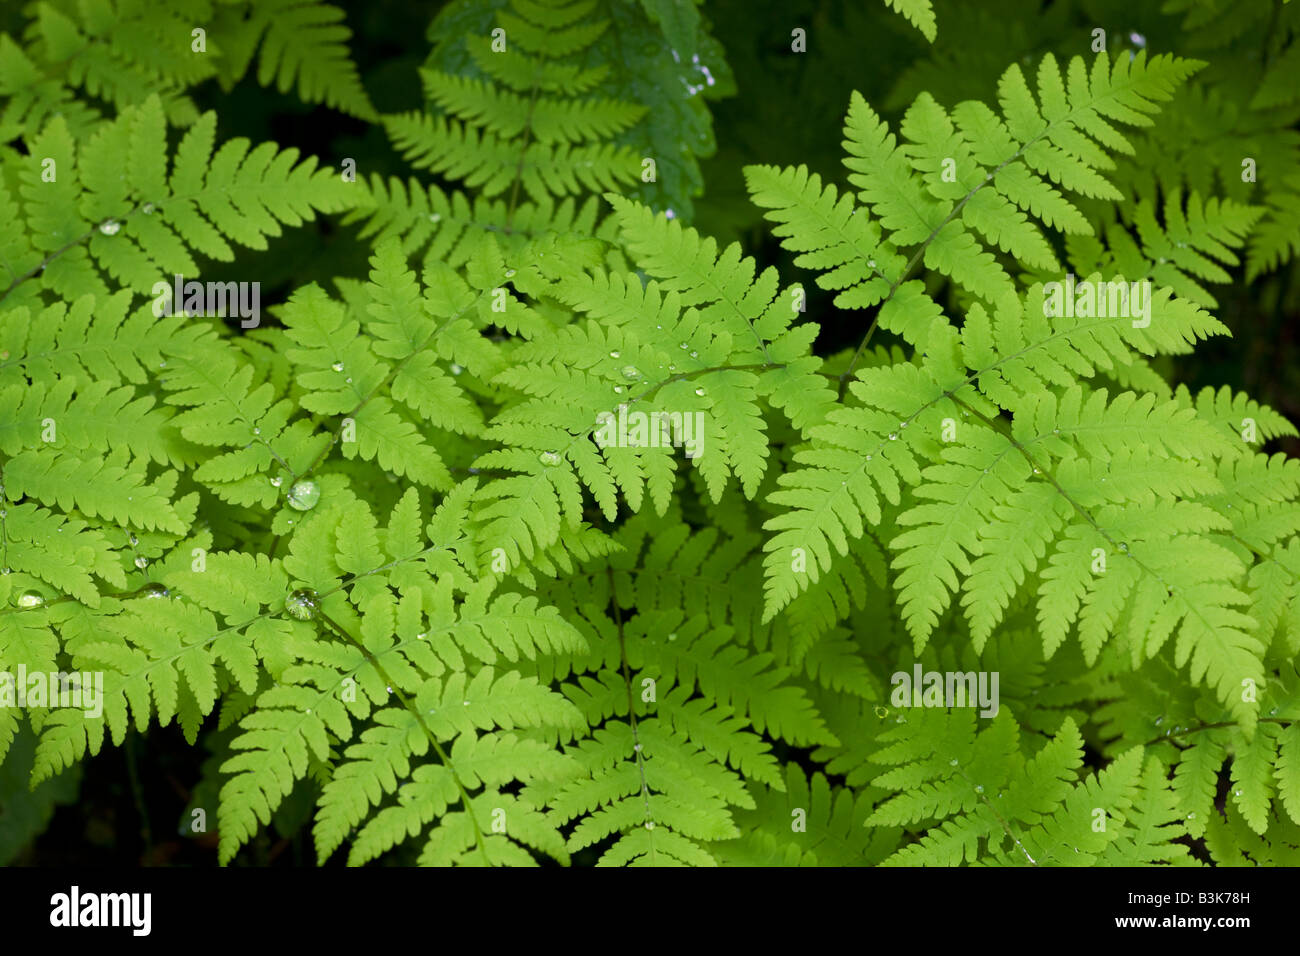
[285,588,319,621]
[287,480,320,511]
[13,589,45,608]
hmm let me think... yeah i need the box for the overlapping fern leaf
[742,51,1300,735]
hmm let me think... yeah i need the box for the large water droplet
[13,589,45,608]
[285,588,319,621]
[287,480,320,511]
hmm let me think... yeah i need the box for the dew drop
[270,476,283,488]
[450,363,463,375]
[417,632,427,640]
[463,700,470,706]
[142,203,155,214]
[613,385,624,394]
[128,533,139,546]
[99,219,121,236]
[609,350,621,359]
[345,377,353,384]
[539,450,561,466]
[12,589,45,608]
[974,784,984,793]
[505,269,516,278]
[633,743,642,752]
[252,427,261,436]
[689,350,698,359]
[694,387,705,396]
[644,821,655,830]
[621,365,641,381]
[888,433,897,441]
[950,758,959,766]
[331,362,344,372]
[134,555,149,570]
[679,342,689,350]
[285,588,319,621]
[667,632,677,641]
[141,583,169,599]
[429,212,441,223]
[287,480,320,511]
[865,454,872,461]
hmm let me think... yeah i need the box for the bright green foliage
[1,0,1299,870]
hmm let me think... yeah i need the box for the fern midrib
[841,59,1175,387]
[316,609,495,866]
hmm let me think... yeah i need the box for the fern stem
[505,64,543,231]
[950,395,1171,593]
[0,227,97,307]
[605,565,657,859]
[948,762,1039,866]
[316,610,495,867]
[1141,716,1295,749]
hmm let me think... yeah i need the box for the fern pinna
[1,0,1299,869]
